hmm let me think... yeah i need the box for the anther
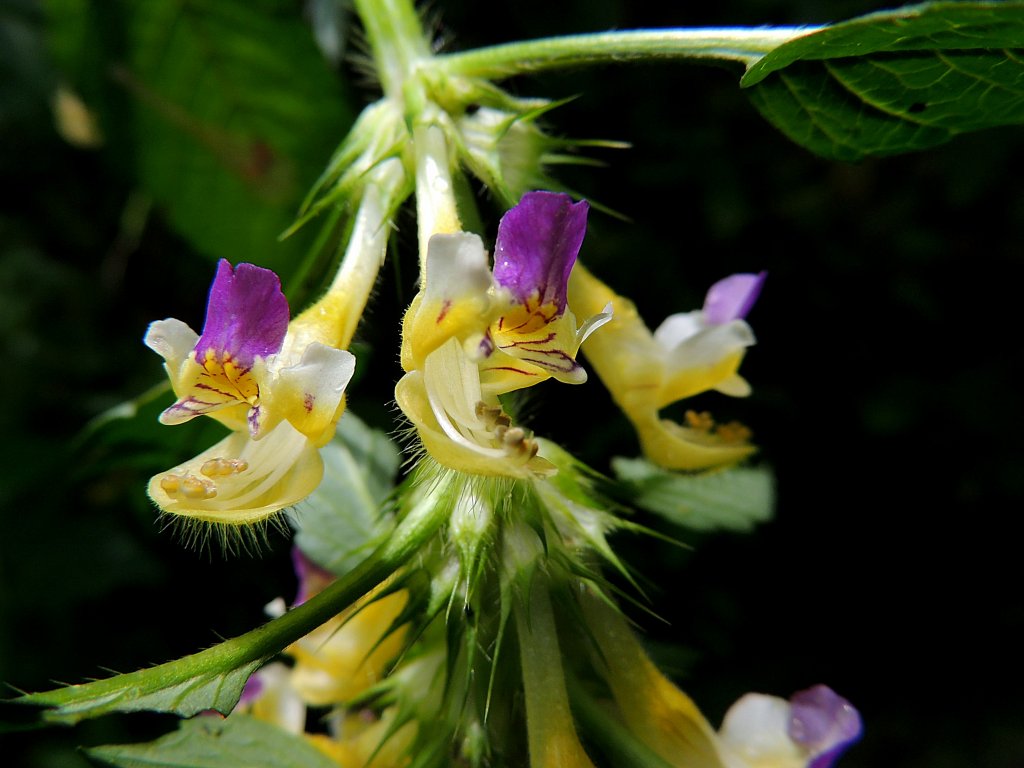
[160,474,183,495]
[503,427,526,446]
[181,474,217,499]
[201,457,249,477]
[685,410,715,432]
[716,421,752,444]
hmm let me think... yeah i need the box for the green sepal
[612,458,775,533]
[88,713,338,768]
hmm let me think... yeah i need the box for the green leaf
[88,714,338,768]
[46,0,354,273]
[10,485,449,725]
[293,412,402,575]
[612,458,775,533]
[742,1,1024,160]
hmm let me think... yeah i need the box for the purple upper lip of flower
[788,684,862,768]
[703,271,766,326]
[492,191,589,313]
[194,259,290,367]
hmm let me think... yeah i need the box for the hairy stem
[18,483,449,724]
[435,27,818,79]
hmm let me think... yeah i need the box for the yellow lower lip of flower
[288,590,408,707]
[656,350,748,408]
[395,370,554,478]
[633,412,757,471]
[147,421,323,525]
[307,710,417,768]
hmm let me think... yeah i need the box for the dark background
[2,0,1022,765]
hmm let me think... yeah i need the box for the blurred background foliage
[2,0,1022,765]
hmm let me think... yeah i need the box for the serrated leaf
[612,458,774,533]
[293,412,401,575]
[742,1,1024,160]
[88,714,338,768]
[46,0,354,272]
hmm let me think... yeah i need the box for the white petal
[423,338,505,458]
[653,310,705,350]
[718,693,805,768]
[424,232,493,306]
[667,320,756,371]
[715,374,753,397]
[144,318,198,366]
[577,301,614,345]
[268,342,356,441]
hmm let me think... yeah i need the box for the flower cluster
[115,6,863,760]
[136,182,859,767]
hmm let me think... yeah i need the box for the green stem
[435,27,819,79]
[352,0,431,97]
[19,486,449,724]
[514,584,596,768]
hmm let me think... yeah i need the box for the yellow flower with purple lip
[569,264,764,470]
[583,593,861,768]
[396,191,610,477]
[145,260,356,525]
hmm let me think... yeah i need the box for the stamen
[715,421,752,444]
[181,474,218,499]
[472,400,537,460]
[160,474,183,494]
[201,457,250,477]
[502,427,526,447]
[684,410,715,432]
[160,471,217,499]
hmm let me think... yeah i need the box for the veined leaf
[612,458,775,533]
[293,412,401,575]
[46,0,353,273]
[742,1,1024,161]
[89,714,338,768]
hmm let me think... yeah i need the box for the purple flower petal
[788,685,862,768]
[195,260,289,368]
[239,671,264,705]
[493,191,588,313]
[291,547,334,606]
[703,272,766,326]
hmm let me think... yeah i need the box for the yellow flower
[145,260,356,525]
[396,192,610,477]
[581,592,861,768]
[144,161,401,526]
[568,263,763,470]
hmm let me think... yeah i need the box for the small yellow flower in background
[568,263,764,470]
[581,591,861,768]
[145,260,356,525]
[240,550,413,766]
[284,552,408,707]
[396,191,610,478]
